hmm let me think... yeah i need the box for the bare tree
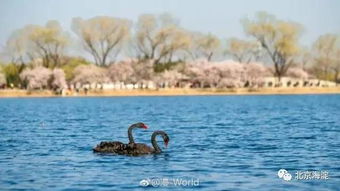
[30,21,69,68]
[134,14,190,64]
[312,34,340,82]
[72,16,131,66]
[225,38,262,63]
[243,12,302,80]
[6,21,69,68]
[5,27,35,65]
[187,32,221,61]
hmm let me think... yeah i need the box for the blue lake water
[0,95,339,190]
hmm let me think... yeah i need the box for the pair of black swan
[93,122,169,156]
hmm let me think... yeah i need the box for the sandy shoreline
[0,87,340,98]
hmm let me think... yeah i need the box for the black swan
[93,122,148,153]
[118,130,170,156]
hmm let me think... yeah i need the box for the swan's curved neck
[151,131,162,153]
[128,125,136,143]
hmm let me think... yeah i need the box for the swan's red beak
[164,141,168,147]
[142,124,148,129]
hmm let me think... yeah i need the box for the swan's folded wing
[93,141,125,153]
[118,143,154,155]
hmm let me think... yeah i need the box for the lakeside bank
[1,87,340,98]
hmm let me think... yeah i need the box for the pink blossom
[132,59,154,82]
[20,66,52,89]
[287,67,309,79]
[243,62,269,87]
[185,60,247,88]
[51,68,67,89]
[217,60,244,87]
[108,59,154,84]
[72,65,110,84]
[155,70,187,87]
[107,59,135,83]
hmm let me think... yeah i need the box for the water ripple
[0,95,339,190]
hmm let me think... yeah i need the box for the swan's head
[134,122,148,129]
[162,132,170,147]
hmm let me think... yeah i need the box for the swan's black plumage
[116,131,170,156]
[93,122,147,153]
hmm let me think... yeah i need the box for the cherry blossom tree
[184,60,269,88]
[107,59,135,83]
[72,65,110,84]
[20,66,52,89]
[185,60,245,88]
[108,58,154,84]
[286,67,309,79]
[51,68,67,89]
[132,59,155,83]
[155,70,187,88]
[185,60,230,88]
[217,61,245,88]
[184,59,209,87]
[202,63,224,87]
[243,62,269,87]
